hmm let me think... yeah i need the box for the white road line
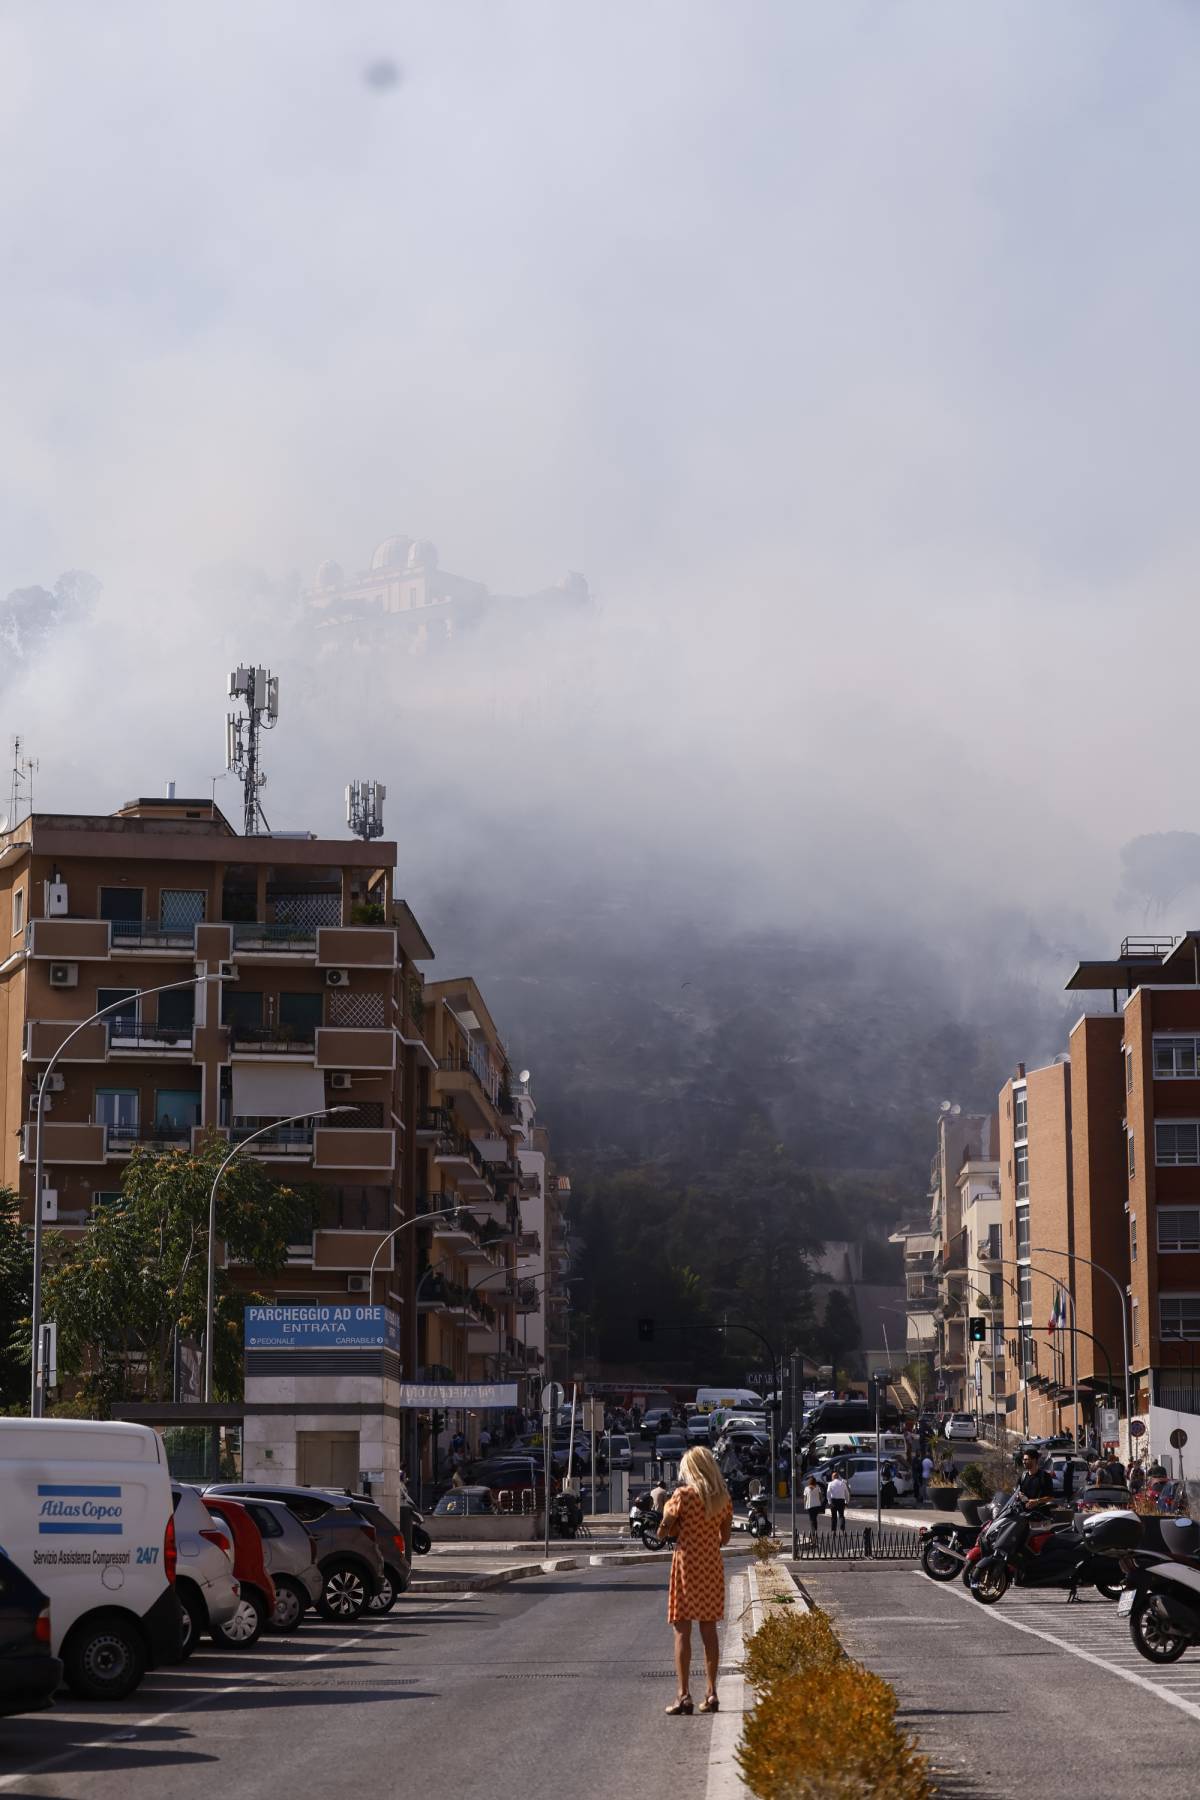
[0,1603,461,1793]
[934,1579,1200,1725]
[705,1571,750,1800]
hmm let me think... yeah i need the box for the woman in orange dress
[658,1445,734,1715]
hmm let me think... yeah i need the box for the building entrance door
[296,1430,360,1490]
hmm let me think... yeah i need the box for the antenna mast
[226,665,280,836]
[346,779,386,842]
[9,736,38,827]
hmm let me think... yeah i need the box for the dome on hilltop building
[407,539,438,571]
[371,535,413,571]
[315,560,344,589]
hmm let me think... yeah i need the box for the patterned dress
[662,1484,734,1623]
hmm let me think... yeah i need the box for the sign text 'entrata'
[244,1305,400,1351]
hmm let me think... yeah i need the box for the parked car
[0,1419,181,1701]
[608,1432,634,1469]
[810,1456,914,1502]
[0,1551,61,1719]
[1046,1455,1091,1497]
[327,1493,411,1613]
[468,1455,550,1497]
[433,1487,498,1516]
[206,1484,384,1621]
[198,1494,277,1647]
[943,1414,978,1442]
[234,1495,323,1634]
[172,1483,242,1660]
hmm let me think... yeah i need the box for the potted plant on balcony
[928,1459,962,1513]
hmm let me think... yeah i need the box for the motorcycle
[549,1489,585,1540]
[920,1519,984,1581]
[746,1493,773,1538]
[1117,1514,1200,1665]
[629,1497,670,1549]
[966,1491,1125,1605]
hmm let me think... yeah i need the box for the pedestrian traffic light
[969,1316,986,1343]
[637,1317,655,1343]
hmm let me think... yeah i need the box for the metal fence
[791,1526,922,1562]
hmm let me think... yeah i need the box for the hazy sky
[4,3,1200,951]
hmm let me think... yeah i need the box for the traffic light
[430,1410,446,1436]
[637,1317,655,1343]
[969,1316,987,1344]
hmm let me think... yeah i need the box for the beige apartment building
[0,795,566,1476]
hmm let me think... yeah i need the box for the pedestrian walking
[826,1469,850,1534]
[658,1446,734,1716]
[920,1451,934,1500]
[910,1450,923,1505]
[802,1475,824,1535]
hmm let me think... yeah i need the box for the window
[1158,1207,1200,1253]
[1014,1089,1028,1140]
[1016,1207,1031,1259]
[1015,1144,1030,1200]
[1126,1048,1134,1093]
[95,1089,138,1139]
[93,1191,122,1209]
[1153,1036,1200,1080]
[99,886,143,923]
[279,992,323,1034]
[1128,1132,1136,1178]
[1018,1264,1032,1325]
[98,987,138,1034]
[1156,1121,1200,1166]
[1159,1295,1200,1340]
[11,887,23,935]
[1132,1298,1140,1348]
[223,988,264,1029]
[1130,1213,1138,1263]
[160,889,206,930]
[157,987,195,1032]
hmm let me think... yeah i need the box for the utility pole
[790,1350,800,1559]
[226,665,279,836]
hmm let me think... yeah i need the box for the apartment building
[956,1157,1005,1425]
[927,1111,998,1411]
[0,796,563,1470]
[890,1224,937,1399]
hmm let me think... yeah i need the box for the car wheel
[63,1613,147,1702]
[175,1581,206,1660]
[320,1560,369,1620]
[267,1576,308,1635]
[368,1572,398,1614]
[1130,1594,1190,1664]
[214,1588,267,1649]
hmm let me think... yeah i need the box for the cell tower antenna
[346,779,386,842]
[225,665,280,836]
[9,736,38,828]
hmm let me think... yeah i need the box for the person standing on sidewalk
[802,1475,824,1535]
[910,1446,923,1504]
[658,1446,734,1717]
[826,1468,850,1535]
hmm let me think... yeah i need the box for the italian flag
[1046,1289,1066,1336]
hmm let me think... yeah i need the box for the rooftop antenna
[346,778,386,842]
[226,666,279,836]
[8,736,37,829]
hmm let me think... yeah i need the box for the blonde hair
[680,1445,730,1518]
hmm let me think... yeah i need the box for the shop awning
[231,1064,327,1119]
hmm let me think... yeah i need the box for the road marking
[0,1603,462,1793]
[935,1578,1200,1724]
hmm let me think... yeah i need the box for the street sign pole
[541,1380,563,1559]
[790,1350,799,1560]
[874,1372,882,1537]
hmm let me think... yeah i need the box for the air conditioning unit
[325,968,351,988]
[49,963,78,989]
[347,1275,370,1294]
[44,1073,65,1093]
[44,881,68,916]
[330,1073,353,1091]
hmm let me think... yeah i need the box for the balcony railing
[231,920,319,951]
[228,1024,316,1054]
[109,918,199,948]
[438,1050,502,1108]
[229,1124,315,1155]
[107,1019,194,1050]
[105,1122,192,1151]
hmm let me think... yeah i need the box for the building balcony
[434,1054,505,1129]
[517,1229,541,1256]
[20,1121,106,1163]
[108,919,199,955]
[312,1126,395,1172]
[432,1131,494,1196]
[230,1124,315,1159]
[232,921,318,956]
[314,1027,395,1072]
[106,1122,192,1156]
[25,1020,111,1063]
[107,1018,196,1058]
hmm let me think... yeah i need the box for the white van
[0,1418,181,1700]
[694,1387,762,1414]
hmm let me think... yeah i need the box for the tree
[0,1190,32,1409]
[42,1135,317,1409]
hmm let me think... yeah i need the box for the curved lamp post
[202,1104,355,1404]
[30,972,230,1417]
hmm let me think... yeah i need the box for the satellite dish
[518,1069,531,1085]
[950,1104,962,1116]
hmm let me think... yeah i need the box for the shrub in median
[741,1607,844,1692]
[737,1659,930,1800]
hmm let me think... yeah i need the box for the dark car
[320,1492,412,1613]
[471,1454,554,1497]
[206,1484,384,1621]
[433,1487,497,1516]
[0,1553,61,1719]
[653,1432,689,1462]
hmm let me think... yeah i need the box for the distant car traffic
[607,1433,633,1469]
[653,1432,688,1462]
[943,1414,978,1441]
[809,1456,913,1501]
[433,1487,497,1516]
[686,1415,712,1444]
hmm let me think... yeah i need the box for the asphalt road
[801,1563,1200,1798]
[0,1565,730,1800]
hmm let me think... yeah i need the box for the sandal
[665,1695,694,1716]
[699,1695,719,1713]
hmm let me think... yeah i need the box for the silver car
[236,1496,323,1633]
[171,1483,240,1658]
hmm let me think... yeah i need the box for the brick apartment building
[0,794,566,1471]
[999,933,1200,1457]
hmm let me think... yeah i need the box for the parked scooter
[746,1492,772,1538]
[1118,1514,1200,1664]
[629,1492,669,1550]
[410,1509,431,1557]
[919,1517,987,1581]
[966,1490,1124,1604]
[548,1490,585,1540]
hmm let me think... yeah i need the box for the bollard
[862,1525,873,1559]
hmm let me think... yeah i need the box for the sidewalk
[407,1539,757,1593]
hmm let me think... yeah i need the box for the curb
[409,1562,555,1593]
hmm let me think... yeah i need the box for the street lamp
[30,972,229,1417]
[202,1104,355,1405]
[366,1201,467,1307]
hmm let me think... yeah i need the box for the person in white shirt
[825,1469,850,1534]
[802,1477,824,1535]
